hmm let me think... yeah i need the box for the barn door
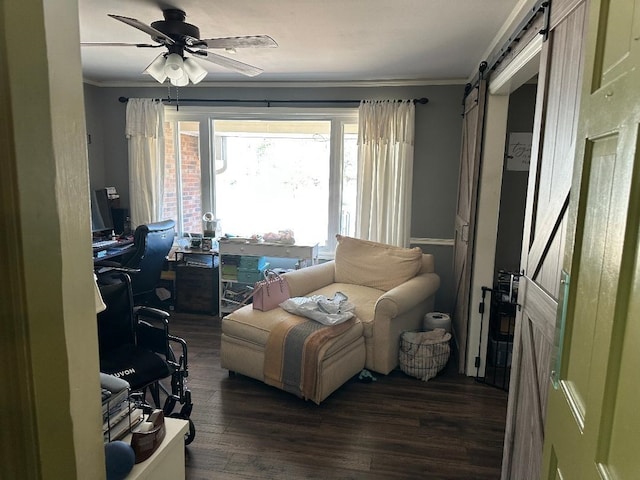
[501,2,588,478]
[453,77,487,372]
[542,0,640,477]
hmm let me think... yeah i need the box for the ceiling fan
[82,9,277,84]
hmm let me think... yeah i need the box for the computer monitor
[91,188,114,234]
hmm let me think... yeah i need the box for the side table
[174,251,219,315]
[124,417,188,480]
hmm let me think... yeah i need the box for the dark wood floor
[167,312,508,480]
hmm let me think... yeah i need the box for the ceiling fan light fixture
[164,53,185,79]
[144,55,168,83]
[183,57,208,84]
[170,70,189,87]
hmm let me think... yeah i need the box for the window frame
[164,106,358,256]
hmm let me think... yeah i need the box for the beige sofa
[221,236,440,403]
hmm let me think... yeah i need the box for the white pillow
[334,235,422,291]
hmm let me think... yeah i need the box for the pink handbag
[252,270,290,311]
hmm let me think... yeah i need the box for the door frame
[464,37,543,376]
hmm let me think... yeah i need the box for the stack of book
[101,373,143,442]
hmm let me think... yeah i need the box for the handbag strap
[262,269,285,293]
[235,270,285,307]
[236,286,258,308]
[263,269,282,280]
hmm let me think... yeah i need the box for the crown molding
[82,78,468,89]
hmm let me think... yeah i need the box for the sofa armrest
[282,261,336,297]
[375,272,441,318]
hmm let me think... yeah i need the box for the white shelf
[218,241,318,259]
[218,242,318,314]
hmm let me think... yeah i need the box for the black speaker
[111,208,129,235]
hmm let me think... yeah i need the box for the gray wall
[84,85,106,191]
[84,83,463,312]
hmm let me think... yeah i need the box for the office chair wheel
[169,413,195,445]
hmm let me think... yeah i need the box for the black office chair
[97,272,195,444]
[102,219,175,305]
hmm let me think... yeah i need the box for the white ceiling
[78,0,523,86]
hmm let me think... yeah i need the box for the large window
[163,108,358,255]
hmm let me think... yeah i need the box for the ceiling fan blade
[143,53,166,72]
[197,51,263,77]
[81,42,159,48]
[108,14,175,45]
[199,35,278,49]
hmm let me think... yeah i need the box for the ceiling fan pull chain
[165,84,179,111]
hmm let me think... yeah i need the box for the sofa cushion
[222,303,364,356]
[334,235,422,291]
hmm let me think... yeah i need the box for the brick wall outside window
[162,123,203,234]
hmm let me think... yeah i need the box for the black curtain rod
[118,96,428,106]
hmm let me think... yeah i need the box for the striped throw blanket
[263,316,356,404]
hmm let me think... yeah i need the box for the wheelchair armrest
[134,307,171,355]
[134,306,170,324]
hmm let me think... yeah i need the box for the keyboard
[92,239,119,249]
[107,244,132,252]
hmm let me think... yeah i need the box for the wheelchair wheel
[185,418,195,445]
[169,413,195,445]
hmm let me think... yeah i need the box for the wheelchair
[97,272,195,444]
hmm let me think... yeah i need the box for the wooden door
[542,0,640,477]
[453,78,487,372]
[501,2,588,478]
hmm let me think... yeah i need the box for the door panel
[502,3,588,478]
[565,136,619,408]
[606,282,640,478]
[522,278,557,342]
[542,0,640,477]
[452,79,486,372]
[528,193,570,281]
[536,215,567,298]
[596,0,640,89]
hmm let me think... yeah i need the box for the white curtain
[356,99,415,247]
[125,98,165,228]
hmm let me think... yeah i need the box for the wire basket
[399,330,451,381]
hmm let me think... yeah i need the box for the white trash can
[423,312,452,333]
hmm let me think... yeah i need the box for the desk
[123,417,188,480]
[93,239,134,263]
